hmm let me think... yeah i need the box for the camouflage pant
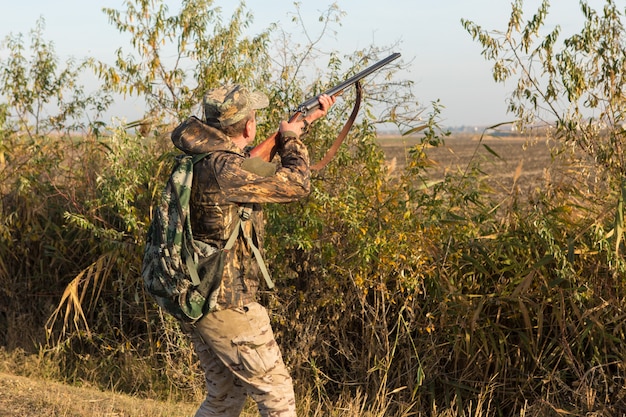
[190,302,297,417]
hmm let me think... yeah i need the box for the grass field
[378,131,556,192]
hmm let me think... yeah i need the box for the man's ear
[243,117,255,138]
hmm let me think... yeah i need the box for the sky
[0,0,609,127]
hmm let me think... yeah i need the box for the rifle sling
[310,81,363,171]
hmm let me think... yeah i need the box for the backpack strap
[183,154,274,290]
[187,204,274,289]
[238,205,275,289]
[191,152,210,164]
[184,205,242,293]
[185,247,202,286]
[224,213,243,251]
[179,152,210,286]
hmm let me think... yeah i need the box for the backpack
[142,152,276,322]
[141,152,237,322]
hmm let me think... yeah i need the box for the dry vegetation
[0,132,561,416]
[3,1,626,415]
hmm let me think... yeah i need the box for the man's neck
[230,135,247,151]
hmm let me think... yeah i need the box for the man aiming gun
[171,84,334,417]
[164,52,399,416]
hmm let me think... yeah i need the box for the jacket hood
[171,116,242,155]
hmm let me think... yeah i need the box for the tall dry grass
[1,122,625,416]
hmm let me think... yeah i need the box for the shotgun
[249,52,401,167]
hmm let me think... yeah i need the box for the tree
[0,17,111,138]
[462,0,625,271]
[97,0,272,128]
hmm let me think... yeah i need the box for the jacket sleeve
[214,136,311,204]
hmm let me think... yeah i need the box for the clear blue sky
[0,0,608,127]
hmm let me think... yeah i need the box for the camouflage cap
[203,84,269,128]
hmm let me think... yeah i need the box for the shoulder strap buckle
[238,205,253,221]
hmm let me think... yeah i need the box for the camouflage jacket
[171,117,310,310]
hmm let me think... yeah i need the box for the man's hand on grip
[279,94,336,138]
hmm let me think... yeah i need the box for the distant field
[378,132,556,193]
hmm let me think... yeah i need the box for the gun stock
[249,53,401,163]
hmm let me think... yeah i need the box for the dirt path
[0,372,198,417]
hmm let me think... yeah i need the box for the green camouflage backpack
[142,153,231,322]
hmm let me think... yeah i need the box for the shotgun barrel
[295,52,401,116]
